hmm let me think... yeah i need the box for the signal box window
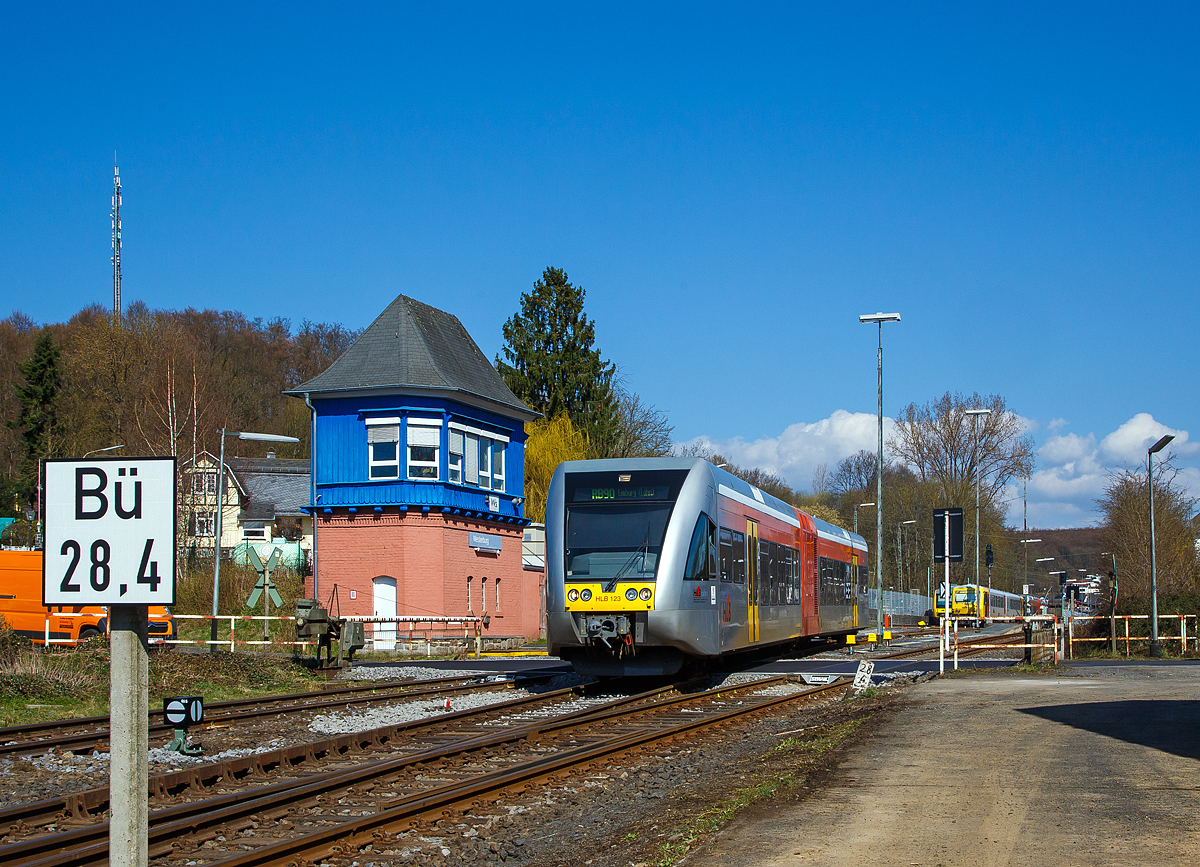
[407,423,440,480]
[368,424,401,479]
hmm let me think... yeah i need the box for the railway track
[0,673,847,867]
[877,627,1025,661]
[0,672,552,759]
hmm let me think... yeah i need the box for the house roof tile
[285,294,536,420]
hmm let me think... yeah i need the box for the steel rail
[0,674,551,759]
[0,675,805,866]
[0,674,484,741]
[0,671,548,744]
[877,628,1024,661]
[201,678,849,867]
[0,680,594,831]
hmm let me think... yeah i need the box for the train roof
[555,457,868,552]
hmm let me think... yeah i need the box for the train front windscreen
[563,470,690,583]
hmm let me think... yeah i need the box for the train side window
[719,528,733,582]
[732,531,746,583]
[760,541,772,603]
[706,520,718,580]
[684,517,709,581]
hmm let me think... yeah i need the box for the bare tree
[890,391,1034,506]
[597,380,674,459]
[1099,457,1198,604]
[829,449,882,497]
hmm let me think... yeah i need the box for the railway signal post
[42,457,176,867]
[933,507,964,674]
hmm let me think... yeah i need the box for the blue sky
[3,3,1198,528]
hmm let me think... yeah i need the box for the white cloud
[678,409,885,491]
[1048,418,1068,431]
[1099,413,1197,464]
[684,410,1198,531]
[1017,413,1198,528]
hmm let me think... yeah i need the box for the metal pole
[210,431,227,652]
[941,514,950,675]
[1149,450,1160,657]
[897,521,902,596]
[975,421,981,587]
[875,322,884,632]
[1108,553,1118,655]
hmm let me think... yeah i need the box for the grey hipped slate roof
[285,294,537,420]
[229,457,310,521]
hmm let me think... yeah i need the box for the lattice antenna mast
[111,159,122,322]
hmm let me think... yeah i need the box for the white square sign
[43,457,176,605]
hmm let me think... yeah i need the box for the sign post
[933,508,964,675]
[43,457,176,867]
[247,545,283,642]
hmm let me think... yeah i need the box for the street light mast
[859,311,901,631]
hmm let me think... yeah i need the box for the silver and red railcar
[545,458,871,676]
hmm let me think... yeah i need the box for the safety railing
[341,615,488,657]
[42,612,95,646]
[1063,614,1197,659]
[939,615,1059,673]
[168,613,316,652]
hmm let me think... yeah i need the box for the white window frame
[492,441,505,492]
[194,511,216,538]
[477,437,491,489]
[366,417,401,480]
[448,422,509,491]
[193,472,217,495]
[449,429,464,483]
[407,418,443,481]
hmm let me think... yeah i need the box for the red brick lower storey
[310,509,541,642]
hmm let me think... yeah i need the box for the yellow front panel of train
[564,583,655,612]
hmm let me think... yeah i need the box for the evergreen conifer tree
[10,329,61,503]
[496,267,618,447]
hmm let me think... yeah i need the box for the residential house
[182,452,313,570]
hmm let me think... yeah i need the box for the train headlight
[625,588,638,601]
[580,589,592,602]
[567,589,579,602]
[639,588,652,601]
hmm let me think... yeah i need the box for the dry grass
[0,618,322,727]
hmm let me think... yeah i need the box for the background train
[932,584,1030,626]
[545,458,871,676]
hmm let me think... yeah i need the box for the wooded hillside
[1,302,358,517]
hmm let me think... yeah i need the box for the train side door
[746,520,760,642]
[802,530,818,635]
[851,553,859,628]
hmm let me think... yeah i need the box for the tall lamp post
[854,502,875,536]
[210,429,300,651]
[1147,434,1174,657]
[898,519,916,594]
[859,311,901,631]
[964,408,991,589]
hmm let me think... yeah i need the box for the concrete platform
[699,662,1200,866]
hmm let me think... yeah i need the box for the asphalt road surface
[695,661,1200,867]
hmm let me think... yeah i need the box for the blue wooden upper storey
[310,394,527,518]
[286,294,538,522]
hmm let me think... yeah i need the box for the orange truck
[0,550,175,646]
